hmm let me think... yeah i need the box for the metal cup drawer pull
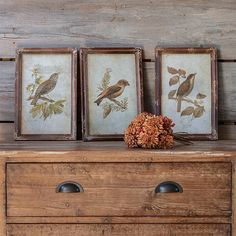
[155,181,183,193]
[56,181,84,193]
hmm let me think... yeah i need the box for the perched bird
[30,73,59,105]
[176,73,196,112]
[94,79,130,106]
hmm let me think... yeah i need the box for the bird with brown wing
[176,73,196,112]
[94,79,130,106]
[29,72,59,106]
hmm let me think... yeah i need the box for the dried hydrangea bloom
[124,112,175,149]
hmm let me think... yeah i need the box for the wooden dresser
[1,141,235,236]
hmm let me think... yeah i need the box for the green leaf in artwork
[54,99,66,106]
[26,84,35,93]
[43,106,50,120]
[30,104,42,118]
[53,106,63,114]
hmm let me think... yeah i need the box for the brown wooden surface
[0,142,234,235]
[0,140,236,154]
[6,224,231,236]
[7,162,231,217]
[233,160,236,236]
[0,159,6,236]
[7,216,231,224]
[0,140,234,166]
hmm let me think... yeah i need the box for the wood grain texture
[233,160,236,236]
[7,162,231,217]
[219,63,236,121]
[0,0,236,59]
[0,61,15,121]
[6,224,231,236]
[0,140,236,162]
[7,216,231,224]
[0,159,6,236]
[219,125,236,140]
[0,123,14,142]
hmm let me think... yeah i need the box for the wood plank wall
[0,0,236,141]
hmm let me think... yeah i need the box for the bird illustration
[94,79,130,106]
[30,73,59,106]
[176,73,196,112]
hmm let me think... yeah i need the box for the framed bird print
[15,48,77,140]
[80,48,143,141]
[155,47,218,140]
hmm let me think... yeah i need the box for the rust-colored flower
[124,112,175,149]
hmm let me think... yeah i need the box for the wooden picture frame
[15,48,77,140]
[155,47,218,140]
[80,48,143,141]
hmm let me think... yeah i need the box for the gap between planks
[1,58,236,63]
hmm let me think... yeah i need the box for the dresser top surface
[0,140,235,151]
[0,141,235,162]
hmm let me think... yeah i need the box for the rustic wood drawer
[7,224,231,236]
[6,162,231,217]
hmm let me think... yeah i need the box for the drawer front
[7,224,231,236]
[7,162,231,217]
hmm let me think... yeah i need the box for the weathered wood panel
[143,62,155,113]
[6,224,231,236]
[0,159,6,236]
[7,162,231,217]
[0,0,236,59]
[219,124,236,140]
[219,63,236,121]
[0,140,236,161]
[0,123,14,142]
[0,62,15,121]
[6,216,231,224]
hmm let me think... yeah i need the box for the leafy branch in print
[26,65,66,120]
[95,68,129,119]
[167,66,207,119]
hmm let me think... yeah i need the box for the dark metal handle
[56,181,84,193]
[155,181,183,193]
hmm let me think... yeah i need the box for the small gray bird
[31,73,59,105]
[176,73,196,112]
